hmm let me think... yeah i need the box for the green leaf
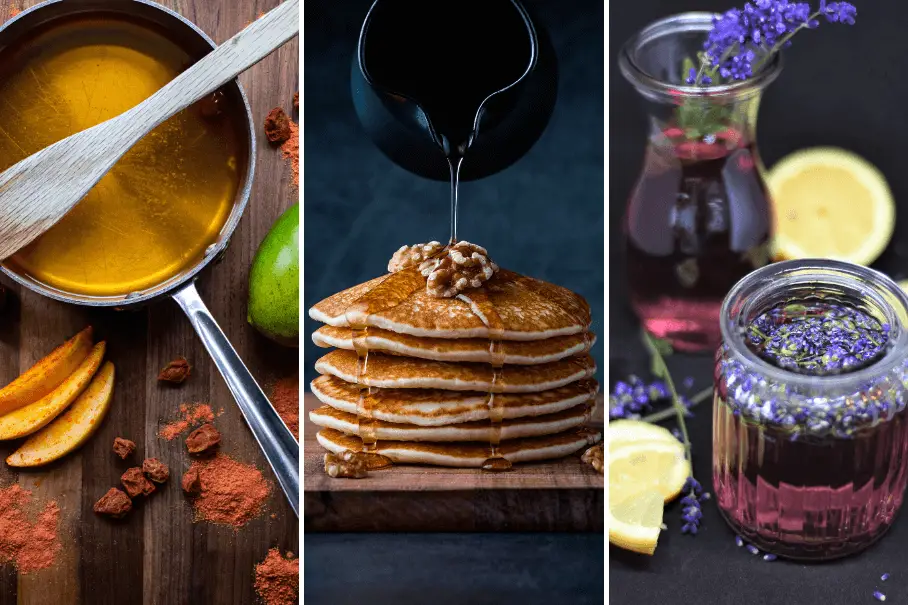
[681,56,696,82]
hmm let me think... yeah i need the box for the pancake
[311,375,599,426]
[316,427,602,468]
[312,325,596,364]
[309,404,590,442]
[315,350,596,392]
[308,269,591,340]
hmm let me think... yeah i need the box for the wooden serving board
[304,394,604,532]
[0,2,299,604]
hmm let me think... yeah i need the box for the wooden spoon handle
[123,0,299,138]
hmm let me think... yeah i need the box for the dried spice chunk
[142,458,170,483]
[198,90,225,119]
[324,451,368,479]
[158,357,191,384]
[293,92,299,111]
[181,467,202,495]
[424,241,498,298]
[186,423,220,456]
[264,107,292,144]
[94,488,132,518]
[121,467,155,498]
[581,443,603,474]
[112,437,136,460]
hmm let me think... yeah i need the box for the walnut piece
[581,443,603,474]
[426,241,498,298]
[324,450,368,479]
[388,241,444,274]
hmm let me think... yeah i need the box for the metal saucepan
[0,0,299,516]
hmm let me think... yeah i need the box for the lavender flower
[695,1,856,85]
[881,573,890,582]
[680,477,704,535]
[608,376,671,420]
[873,591,886,602]
[763,553,778,561]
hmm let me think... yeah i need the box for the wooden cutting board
[0,2,298,604]
[304,393,604,532]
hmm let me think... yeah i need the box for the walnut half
[324,450,368,479]
[388,241,444,274]
[581,443,603,474]
[426,241,498,298]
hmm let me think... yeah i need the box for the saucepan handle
[172,281,299,517]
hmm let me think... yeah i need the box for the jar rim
[720,259,908,389]
[619,12,783,100]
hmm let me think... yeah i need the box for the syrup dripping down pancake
[316,427,602,468]
[313,325,596,364]
[308,269,591,340]
[310,404,589,442]
[315,350,596,392]
[311,375,599,426]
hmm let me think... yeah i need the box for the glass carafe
[618,12,780,353]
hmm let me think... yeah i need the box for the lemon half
[768,147,894,266]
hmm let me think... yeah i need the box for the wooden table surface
[0,2,299,604]
[304,394,604,532]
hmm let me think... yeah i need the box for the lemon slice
[610,440,690,503]
[898,280,908,296]
[609,488,664,556]
[767,147,894,266]
[607,419,679,453]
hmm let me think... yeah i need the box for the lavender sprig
[641,330,705,535]
[691,1,857,87]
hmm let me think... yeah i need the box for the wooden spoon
[0,0,299,261]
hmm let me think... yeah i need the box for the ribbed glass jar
[713,260,908,560]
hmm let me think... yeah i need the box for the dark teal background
[303,0,604,386]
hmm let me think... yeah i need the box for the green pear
[247,204,299,346]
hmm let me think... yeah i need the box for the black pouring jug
[351,0,558,182]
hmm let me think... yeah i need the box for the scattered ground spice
[255,548,299,605]
[158,403,216,440]
[264,107,292,144]
[186,423,221,456]
[143,458,170,483]
[112,437,136,459]
[281,120,299,188]
[271,375,299,439]
[184,453,270,527]
[0,485,61,573]
[94,488,131,519]
[158,357,191,384]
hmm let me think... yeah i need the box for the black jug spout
[351,0,558,182]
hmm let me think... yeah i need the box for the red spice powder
[255,548,299,605]
[158,403,216,440]
[186,453,270,527]
[0,485,61,574]
[271,376,299,439]
[280,120,299,188]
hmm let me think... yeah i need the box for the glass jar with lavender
[714,260,908,560]
[618,13,779,354]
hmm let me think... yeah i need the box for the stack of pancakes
[308,267,601,469]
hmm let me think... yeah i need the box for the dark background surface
[305,1,604,604]
[611,2,908,604]
[304,0,604,386]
